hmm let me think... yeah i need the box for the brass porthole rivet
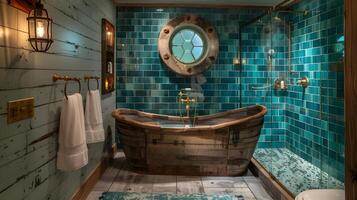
[208,28,213,33]
[186,16,191,21]
[187,68,192,73]
[164,54,170,60]
[164,28,170,34]
[209,56,215,62]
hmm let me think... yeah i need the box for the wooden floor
[86,152,273,200]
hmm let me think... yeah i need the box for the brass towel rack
[53,74,81,100]
[84,76,100,91]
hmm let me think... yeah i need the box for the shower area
[239,0,345,196]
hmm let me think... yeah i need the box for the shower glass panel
[240,14,275,175]
[316,0,345,189]
[241,0,345,196]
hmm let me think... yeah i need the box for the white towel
[57,93,88,171]
[85,90,105,143]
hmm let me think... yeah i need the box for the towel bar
[53,74,81,100]
[84,76,100,91]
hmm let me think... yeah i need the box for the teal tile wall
[116,7,264,116]
[286,0,345,182]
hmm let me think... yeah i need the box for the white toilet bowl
[295,189,345,200]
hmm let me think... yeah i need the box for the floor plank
[202,176,248,188]
[123,174,155,193]
[93,167,119,191]
[86,191,103,200]
[108,167,137,192]
[177,176,204,194]
[244,177,273,200]
[204,187,256,200]
[152,175,177,194]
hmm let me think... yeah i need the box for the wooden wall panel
[345,0,357,199]
[0,0,116,199]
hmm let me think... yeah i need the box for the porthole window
[158,15,219,76]
[171,28,206,64]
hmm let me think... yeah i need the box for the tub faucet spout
[181,96,195,118]
[178,90,197,126]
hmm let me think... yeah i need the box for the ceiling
[113,0,288,7]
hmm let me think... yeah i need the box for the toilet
[295,189,345,200]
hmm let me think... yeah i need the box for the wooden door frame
[344,0,357,199]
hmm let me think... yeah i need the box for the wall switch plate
[7,97,34,124]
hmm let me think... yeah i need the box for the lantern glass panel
[28,19,35,38]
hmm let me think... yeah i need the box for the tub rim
[112,105,267,132]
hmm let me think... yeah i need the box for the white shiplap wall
[0,0,116,199]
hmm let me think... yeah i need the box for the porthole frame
[158,15,219,76]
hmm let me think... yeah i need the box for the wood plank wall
[0,0,116,199]
[345,0,357,199]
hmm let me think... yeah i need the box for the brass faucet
[297,77,309,88]
[178,90,196,118]
[181,96,195,117]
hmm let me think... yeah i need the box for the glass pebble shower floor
[253,148,344,196]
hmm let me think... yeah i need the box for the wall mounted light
[27,0,53,52]
[104,78,109,90]
[106,29,113,47]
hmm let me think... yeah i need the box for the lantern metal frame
[27,1,53,52]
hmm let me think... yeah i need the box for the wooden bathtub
[112,105,267,176]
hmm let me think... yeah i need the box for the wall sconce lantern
[27,1,53,52]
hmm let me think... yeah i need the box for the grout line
[245,180,258,200]
[200,176,206,194]
[107,168,120,192]
[107,161,121,192]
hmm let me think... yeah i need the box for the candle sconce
[101,19,115,94]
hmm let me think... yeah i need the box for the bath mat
[100,192,244,200]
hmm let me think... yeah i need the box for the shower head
[273,16,282,22]
[273,13,282,21]
[267,49,275,56]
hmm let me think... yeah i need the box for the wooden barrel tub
[112,105,267,176]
